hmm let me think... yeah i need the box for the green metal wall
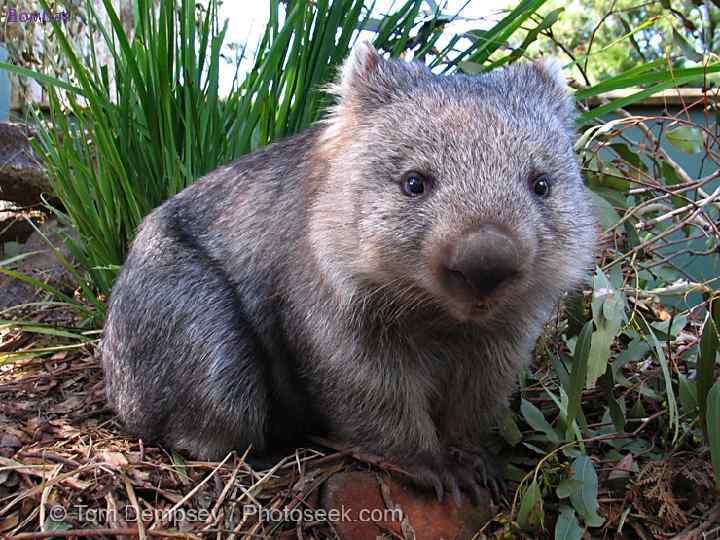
[610,105,719,306]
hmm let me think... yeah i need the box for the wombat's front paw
[448,445,506,503]
[399,448,505,506]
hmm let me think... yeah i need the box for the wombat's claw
[448,446,507,504]
[398,462,443,501]
[401,456,486,507]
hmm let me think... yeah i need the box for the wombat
[101,43,596,502]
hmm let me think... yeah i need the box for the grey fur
[101,43,596,499]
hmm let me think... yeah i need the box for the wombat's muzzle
[442,225,522,299]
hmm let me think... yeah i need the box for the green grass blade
[0,62,84,94]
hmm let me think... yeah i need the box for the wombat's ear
[530,57,577,128]
[337,41,383,99]
[330,41,430,110]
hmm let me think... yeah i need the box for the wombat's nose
[444,226,521,297]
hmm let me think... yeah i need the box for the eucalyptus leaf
[497,408,523,446]
[707,383,720,489]
[678,374,698,417]
[698,308,720,441]
[644,324,680,443]
[660,160,682,186]
[517,479,544,530]
[566,321,592,437]
[610,143,647,173]
[567,456,605,527]
[521,398,560,444]
[554,506,584,540]
[589,191,622,230]
[556,478,583,499]
[651,314,688,338]
[666,126,705,154]
[629,398,648,419]
[587,269,626,388]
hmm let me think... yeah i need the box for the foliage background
[493,0,719,84]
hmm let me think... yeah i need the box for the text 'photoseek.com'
[48,503,405,525]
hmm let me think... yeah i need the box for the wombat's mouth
[439,289,511,323]
[432,266,522,321]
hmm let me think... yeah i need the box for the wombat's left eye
[401,172,429,197]
[532,174,551,198]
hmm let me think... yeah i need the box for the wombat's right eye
[401,172,429,197]
[532,174,551,198]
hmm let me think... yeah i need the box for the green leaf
[586,170,632,194]
[601,365,626,432]
[521,398,560,444]
[651,314,688,338]
[577,64,720,123]
[610,143,647,173]
[444,0,549,70]
[1,343,87,365]
[458,60,483,74]
[575,64,720,101]
[698,306,720,441]
[564,291,587,339]
[643,322,680,443]
[171,450,190,484]
[567,456,605,527]
[0,61,85,95]
[587,269,625,387]
[565,321,592,437]
[678,374,698,417]
[556,479,584,499]
[629,398,648,419]
[517,479,543,530]
[589,191,621,230]
[0,321,92,342]
[554,506,584,540]
[660,160,682,186]
[43,517,73,532]
[0,267,88,314]
[707,383,720,490]
[0,250,44,267]
[666,126,705,154]
[608,397,626,433]
[497,408,523,446]
[485,7,564,71]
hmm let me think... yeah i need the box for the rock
[320,471,495,540]
[0,122,52,206]
[0,218,75,310]
[0,200,42,246]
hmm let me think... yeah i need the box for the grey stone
[0,122,52,206]
[0,218,74,311]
